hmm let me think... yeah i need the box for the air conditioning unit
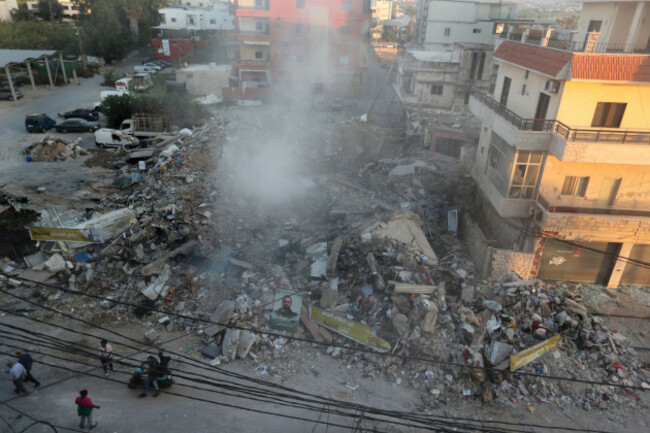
[528,206,542,221]
[544,79,559,93]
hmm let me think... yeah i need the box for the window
[473,28,481,34]
[444,28,451,37]
[255,51,264,59]
[591,102,626,128]
[296,24,304,33]
[296,0,305,8]
[521,84,526,95]
[339,55,350,65]
[363,0,372,14]
[509,151,544,199]
[524,70,529,79]
[256,22,264,31]
[342,1,351,11]
[171,17,177,23]
[430,84,443,95]
[485,133,515,196]
[210,19,216,24]
[561,176,589,196]
[340,26,350,35]
[188,16,195,26]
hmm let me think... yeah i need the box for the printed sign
[311,306,391,353]
[510,334,561,371]
[269,290,302,333]
[162,39,170,57]
[29,227,105,243]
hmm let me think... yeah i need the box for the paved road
[0,75,106,167]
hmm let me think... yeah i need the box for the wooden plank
[300,306,324,343]
[389,280,437,294]
[326,236,345,278]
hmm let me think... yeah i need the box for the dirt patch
[83,148,128,169]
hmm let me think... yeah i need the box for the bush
[101,69,120,87]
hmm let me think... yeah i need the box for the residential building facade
[464,0,650,287]
[226,0,372,99]
[25,0,80,20]
[152,2,235,61]
[372,0,392,22]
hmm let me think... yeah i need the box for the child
[98,339,114,377]
[75,389,100,429]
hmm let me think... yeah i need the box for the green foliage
[4,209,40,232]
[382,27,397,42]
[37,0,64,21]
[10,4,35,21]
[0,21,78,55]
[101,92,209,129]
[101,69,123,87]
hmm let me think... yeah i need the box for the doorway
[583,20,602,50]
[499,76,511,106]
[596,177,621,208]
[533,92,550,131]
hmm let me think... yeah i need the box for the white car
[134,65,158,74]
[143,62,163,71]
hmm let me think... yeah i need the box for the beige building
[372,0,392,22]
[463,0,650,287]
[0,0,18,21]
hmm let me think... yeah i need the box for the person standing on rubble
[98,340,115,377]
[139,356,161,398]
[16,351,40,388]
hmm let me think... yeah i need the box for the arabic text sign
[311,306,391,353]
[29,227,105,243]
[510,334,561,371]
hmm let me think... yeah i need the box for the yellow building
[464,0,650,287]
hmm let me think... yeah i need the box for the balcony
[499,31,650,54]
[534,194,650,242]
[237,0,269,11]
[470,88,650,164]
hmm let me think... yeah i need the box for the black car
[55,118,100,133]
[0,77,24,88]
[59,108,99,121]
[0,87,23,100]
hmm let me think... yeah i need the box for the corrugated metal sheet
[0,49,58,68]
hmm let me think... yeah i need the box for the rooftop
[407,50,455,63]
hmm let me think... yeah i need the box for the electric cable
[0,313,628,433]
[1,279,647,392]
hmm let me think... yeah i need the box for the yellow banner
[29,227,104,243]
[311,306,391,353]
[510,334,561,371]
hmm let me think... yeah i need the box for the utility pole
[48,0,54,21]
[75,25,87,73]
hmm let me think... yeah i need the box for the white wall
[0,0,19,21]
[160,4,233,30]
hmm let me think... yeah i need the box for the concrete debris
[42,254,66,273]
[25,136,87,162]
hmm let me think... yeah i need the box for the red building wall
[151,38,218,61]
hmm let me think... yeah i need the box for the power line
[0,279,647,392]
[0,309,630,433]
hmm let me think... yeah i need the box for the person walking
[16,351,40,388]
[138,356,160,398]
[6,361,27,394]
[75,389,100,429]
[98,340,114,377]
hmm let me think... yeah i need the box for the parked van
[94,128,140,149]
[115,78,132,93]
[132,73,153,92]
[25,113,56,133]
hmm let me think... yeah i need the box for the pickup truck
[118,113,170,138]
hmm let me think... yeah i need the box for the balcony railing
[499,31,650,54]
[471,88,650,145]
[537,194,650,218]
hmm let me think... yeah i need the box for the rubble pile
[25,136,88,162]
[1,105,647,421]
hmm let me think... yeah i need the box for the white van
[94,128,140,149]
[132,73,153,92]
[115,78,132,93]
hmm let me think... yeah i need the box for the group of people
[6,339,172,430]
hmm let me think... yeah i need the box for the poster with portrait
[269,290,302,333]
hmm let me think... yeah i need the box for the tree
[0,21,78,55]
[10,4,35,22]
[79,2,131,63]
[37,0,64,21]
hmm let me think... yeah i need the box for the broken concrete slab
[320,278,338,308]
[74,208,134,244]
[300,306,325,343]
[141,269,171,300]
[236,330,258,359]
[372,212,438,265]
[222,328,240,362]
[141,240,198,276]
[390,281,437,294]
[204,300,236,337]
[326,236,344,278]
[486,341,514,366]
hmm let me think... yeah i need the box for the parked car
[55,118,100,133]
[59,108,99,121]
[1,76,24,88]
[152,60,172,68]
[25,113,56,133]
[0,87,23,100]
[95,128,140,149]
[134,65,158,74]
[143,62,163,71]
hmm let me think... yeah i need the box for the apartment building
[226,0,372,99]
[463,0,650,287]
[372,0,392,22]
[152,2,235,61]
[0,0,18,21]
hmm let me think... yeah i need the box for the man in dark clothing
[16,351,40,388]
[274,296,298,318]
[138,356,160,398]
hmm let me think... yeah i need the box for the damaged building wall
[488,247,534,280]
